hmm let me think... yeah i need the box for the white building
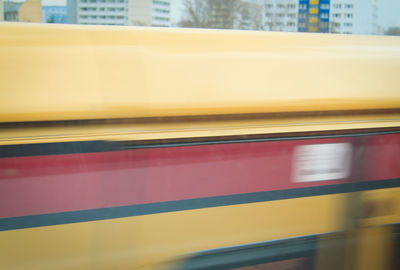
[329,0,380,35]
[78,0,127,26]
[262,0,298,32]
[75,0,170,26]
[151,0,170,27]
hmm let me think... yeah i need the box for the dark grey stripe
[177,234,320,270]
[1,130,399,158]
[0,178,399,232]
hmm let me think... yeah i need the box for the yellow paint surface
[0,194,345,270]
[0,23,400,123]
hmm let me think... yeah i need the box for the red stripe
[365,133,400,181]
[0,134,399,219]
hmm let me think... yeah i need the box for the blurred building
[263,0,298,32]
[298,0,330,33]
[77,0,127,26]
[238,0,263,30]
[67,0,77,23]
[67,0,170,26]
[42,5,66,23]
[127,0,170,26]
[4,1,21,21]
[330,0,380,35]
[18,0,42,22]
[0,0,4,21]
[261,0,379,35]
[150,0,170,27]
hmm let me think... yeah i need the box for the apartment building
[68,0,170,27]
[0,0,3,21]
[298,0,330,33]
[330,0,379,35]
[42,5,67,23]
[263,0,298,32]
[77,0,127,26]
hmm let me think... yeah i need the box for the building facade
[4,2,20,21]
[18,0,42,23]
[67,0,77,24]
[329,0,379,35]
[42,5,67,23]
[0,0,4,21]
[151,0,170,27]
[68,0,170,27]
[263,0,299,32]
[77,0,127,26]
[298,0,330,33]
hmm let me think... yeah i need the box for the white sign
[292,143,352,182]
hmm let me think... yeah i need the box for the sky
[10,0,400,29]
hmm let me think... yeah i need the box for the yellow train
[0,23,399,270]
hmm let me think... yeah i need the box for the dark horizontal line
[0,178,398,232]
[1,108,400,128]
[1,129,399,158]
[180,223,400,270]
[179,234,319,270]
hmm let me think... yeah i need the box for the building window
[332,13,341,18]
[320,4,329,10]
[344,22,352,27]
[320,13,329,19]
[153,8,169,14]
[277,13,284,18]
[288,13,296,18]
[320,22,329,28]
[153,0,170,6]
[299,4,307,10]
[265,4,273,9]
[287,4,296,9]
[333,4,341,9]
[298,13,307,19]
[345,4,354,9]
[344,13,353,18]
[153,16,169,21]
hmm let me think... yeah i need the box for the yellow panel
[309,8,319,14]
[0,194,345,270]
[310,0,319,4]
[0,23,400,123]
[309,17,319,23]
